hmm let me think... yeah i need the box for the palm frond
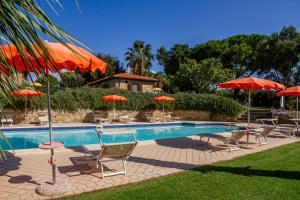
[0,131,14,160]
[0,0,83,157]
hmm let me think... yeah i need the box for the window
[131,84,139,92]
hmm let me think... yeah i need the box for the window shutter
[127,84,132,91]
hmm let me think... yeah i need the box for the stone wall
[2,109,211,124]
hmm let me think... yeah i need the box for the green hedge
[2,87,245,118]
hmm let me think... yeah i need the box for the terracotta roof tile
[89,73,158,85]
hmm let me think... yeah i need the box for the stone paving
[0,126,298,199]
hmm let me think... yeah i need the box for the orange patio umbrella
[0,42,107,190]
[276,86,300,126]
[153,96,175,120]
[219,77,285,125]
[0,42,107,74]
[10,88,44,97]
[101,95,128,118]
[101,95,128,102]
[10,89,44,114]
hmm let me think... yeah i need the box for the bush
[6,87,245,118]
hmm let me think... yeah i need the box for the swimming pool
[0,123,241,150]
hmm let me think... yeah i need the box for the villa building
[89,73,158,92]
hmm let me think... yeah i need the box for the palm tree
[0,0,79,159]
[145,71,166,88]
[125,40,154,75]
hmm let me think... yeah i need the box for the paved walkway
[0,127,298,199]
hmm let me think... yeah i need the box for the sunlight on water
[1,124,239,150]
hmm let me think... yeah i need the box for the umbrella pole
[297,96,299,134]
[248,90,251,126]
[163,102,165,122]
[114,101,116,119]
[46,69,56,184]
[25,97,27,115]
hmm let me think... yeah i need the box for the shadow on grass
[195,165,300,180]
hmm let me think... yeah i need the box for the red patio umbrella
[276,86,300,126]
[0,42,107,192]
[101,95,128,102]
[153,96,175,121]
[101,95,127,118]
[219,77,285,125]
[10,89,44,114]
[0,42,107,73]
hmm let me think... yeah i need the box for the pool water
[0,123,240,150]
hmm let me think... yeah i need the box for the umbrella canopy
[276,86,300,97]
[153,96,175,102]
[0,42,107,73]
[10,89,44,97]
[31,82,42,87]
[276,86,300,128]
[101,95,128,102]
[10,89,44,115]
[219,77,285,125]
[152,88,162,91]
[219,77,285,90]
[0,42,107,186]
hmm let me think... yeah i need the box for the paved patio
[0,126,298,200]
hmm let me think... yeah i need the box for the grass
[59,142,300,200]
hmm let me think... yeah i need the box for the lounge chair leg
[263,136,268,144]
[96,156,99,168]
[228,143,232,152]
[123,159,127,175]
[100,161,104,178]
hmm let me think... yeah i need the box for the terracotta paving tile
[0,127,298,200]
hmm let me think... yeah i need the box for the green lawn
[60,142,300,200]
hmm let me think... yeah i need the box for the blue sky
[42,0,300,72]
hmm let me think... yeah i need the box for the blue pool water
[0,123,240,150]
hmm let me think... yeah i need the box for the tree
[156,44,191,75]
[192,34,268,78]
[36,75,59,94]
[79,53,125,84]
[125,40,154,75]
[60,71,85,88]
[95,53,125,77]
[145,71,166,89]
[175,58,232,93]
[256,26,300,85]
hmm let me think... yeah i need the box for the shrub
[6,87,245,118]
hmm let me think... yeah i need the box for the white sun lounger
[199,130,247,152]
[1,112,14,126]
[37,112,48,126]
[81,127,137,178]
[250,126,276,145]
